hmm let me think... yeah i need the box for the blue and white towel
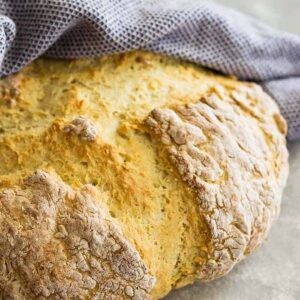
[0,0,299,139]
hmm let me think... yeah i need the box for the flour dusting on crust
[0,171,155,299]
[64,116,97,141]
[145,89,288,279]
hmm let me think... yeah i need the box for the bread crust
[0,171,155,299]
[0,51,288,299]
[145,89,288,279]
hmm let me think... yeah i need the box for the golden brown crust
[0,51,289,299]
[0,171,155,299]
[145,87,288,279]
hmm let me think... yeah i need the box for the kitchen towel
[0,0,299,139]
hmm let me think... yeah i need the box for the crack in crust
[0,171,155,299]
[63,116,97,141]
[145,91,288,280]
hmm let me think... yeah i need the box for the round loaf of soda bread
[0,51,289,299]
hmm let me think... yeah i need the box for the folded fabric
[0,0,299,139]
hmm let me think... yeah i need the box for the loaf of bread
[0,51,288,299]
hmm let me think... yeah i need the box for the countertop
[167,1,300,299]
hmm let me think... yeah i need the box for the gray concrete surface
[167,1,300,299]
[213,0,300,34]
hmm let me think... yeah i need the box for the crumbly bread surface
[0,51,288,299]
[0,170,155,299]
